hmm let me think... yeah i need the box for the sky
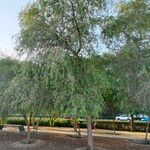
[0,0,31,57]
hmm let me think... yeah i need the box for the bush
[6,117,26,125]
[38,119,49,126]
[79,120,87,128]
[0,125,4,130]
[54,119,72,127]
[95,120,149,132]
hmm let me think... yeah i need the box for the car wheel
[117,119,120,121]
[127,118,131,121]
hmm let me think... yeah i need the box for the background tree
[96,54,121,119]
[136,55,150,143]
[103,0,150,132]
[97,53,122,134]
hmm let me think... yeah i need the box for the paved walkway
[4,126,150,140]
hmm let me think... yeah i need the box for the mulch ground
[0,131,150,150]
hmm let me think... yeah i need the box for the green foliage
[54,56,106,118]
[6,117,26,125]
[0,58,21,117]
[16,0,108,121]
[3,61,46,118]
[0,58,20,97]
[17,0,109,120]
[104,0,150,35]
[6,117,72,127]
[102,0,150,116]
[18,0,106,57]
[95,120,150,132]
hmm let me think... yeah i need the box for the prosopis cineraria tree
[136,59,150,143]
[17,0,110,149]
[3,62,45,143]
[97,54,122,134]
[102,0,150,132]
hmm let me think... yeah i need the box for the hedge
[6,118,72,127]
[95,120,148,132]
[5,117,149,132]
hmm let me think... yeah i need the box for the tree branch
[70,1,82,55]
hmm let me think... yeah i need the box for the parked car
[141,116,150,122]
[115,114,131,121]
[133,114,145,120]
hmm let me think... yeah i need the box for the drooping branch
[37,13,79,58]
[55,31,79,58]
[70,1,82,55]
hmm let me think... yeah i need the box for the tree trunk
[130,114,134,132]
[77,126,81,138]
[23,115,31,144]
[87,115,93,150]
[31,117,41,132]
[29,112,33,126]
[113,119,116,135]
[145,119,150,144]
[26,122,31,144]
[70,118,81,138]
[35,119,41,132]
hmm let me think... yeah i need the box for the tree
[102,0,150,132]
[97,53,122,134]
[136,81,150,143]
[17,1,108,149]
[62,56,105,147]
[115,49,143,132]
[136,59,150,143]
[3,62,45,143]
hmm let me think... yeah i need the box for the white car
[115,114,131,121]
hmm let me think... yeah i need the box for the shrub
[54,118,72,127]
[6,117,26,125]
[0,125,4,130]
[95,120,149,132]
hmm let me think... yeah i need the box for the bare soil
[0,128,150,150]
